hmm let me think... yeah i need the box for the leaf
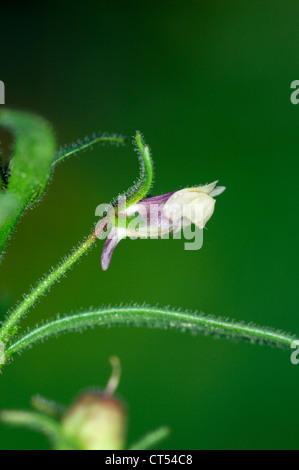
[0,111,128,257]
[0,110,56,254]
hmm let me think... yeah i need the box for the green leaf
[0,146,7,191]
[0,110,56,254]
[0,166,3,192]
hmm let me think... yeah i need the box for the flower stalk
[0,226,102,345]
[4,306,296,364]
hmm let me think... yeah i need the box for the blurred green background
[0,0,298,450]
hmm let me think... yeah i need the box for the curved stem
[53,133,127,166]
[0,132,154,345]
[128,132,153,206]
[5,306,297,361]
[0,220,107,344]
[115,132,153,212]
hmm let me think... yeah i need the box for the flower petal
[196,181,219,194]
[190,194,216,228]
[163,190,216,228]
[101,228,125,271]
[209,186,226,197]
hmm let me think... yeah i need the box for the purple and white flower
[100,181,225,270]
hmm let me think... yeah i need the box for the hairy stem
[0,131,154,346]
[52,133,127,166]
[0,220,107,344]
[128,132,153,206]
[5,306,297,362]
[115,132,153,212]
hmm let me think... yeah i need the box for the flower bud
[61,357,126,450]
[62,391,126,450]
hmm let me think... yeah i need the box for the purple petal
[140,192,175,205]
[101,192,176,270]
[101,229,123,271]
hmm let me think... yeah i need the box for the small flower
[100,181,225,270]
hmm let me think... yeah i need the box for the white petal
[164,190,216,228]
[196,181,218,194]
[209,186,226,197]
[190,194,216,228]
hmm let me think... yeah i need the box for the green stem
[128,132,153,206]
[115,132,153,212]
[5,306,297,361]
[0,221,106,344]
[53,134,127,166]
[0,132,154,345]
